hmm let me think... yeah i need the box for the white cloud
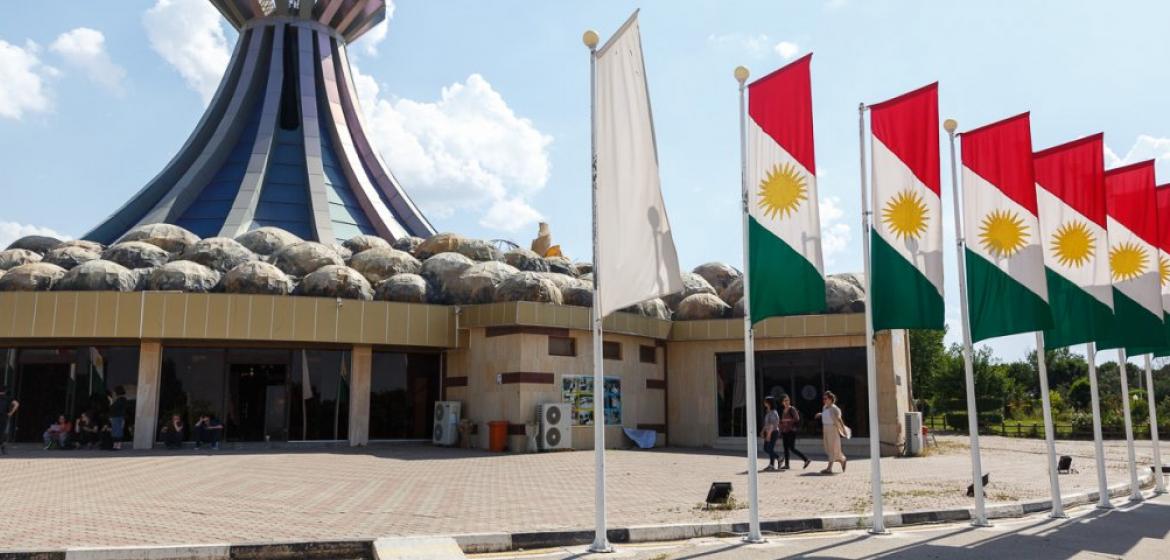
[50,27,126,95]
[143,0,233,104]
[774,41,800,60]
[707,33,773,58]
[1109,135,1170,179]
[819,195,851,267]
[0,39,55,120]
[353,68,552,233]
[0,221,69,250]
[361,0,394,55]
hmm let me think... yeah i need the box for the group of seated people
[42,412,115,450]
[159,414,225,450]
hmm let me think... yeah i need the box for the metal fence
[925,415,1167,441]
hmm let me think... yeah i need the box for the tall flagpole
[1086,342,1112,508]
[735,65,764,544]
[584,28,613,555]
[1144,354,1166,493]
[1034,332,1065,517]
[944,119,989,526]
[1117,349,1142,501]
[857,102,887,534]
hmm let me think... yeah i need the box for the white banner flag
[594,10,683,317]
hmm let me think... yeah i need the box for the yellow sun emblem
[757,162,808,220]
[882,190,929,241]
[1110,241,1149,281]
[1159,255,1169,287]
[1050,220,1095,269]
[978,209,1029,258]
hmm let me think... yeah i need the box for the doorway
[227,364,287,442]
[14,364,70,443]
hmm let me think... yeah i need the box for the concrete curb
[1,473,1160,559]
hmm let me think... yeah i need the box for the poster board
[561,375,621,426]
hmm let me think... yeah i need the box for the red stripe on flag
[1157,185,1170,253]
[869,82,940,196]
[960,113,1037,213]
[748,53,816,173]
[1033,134,1107,229]
[1105,160,1157,243]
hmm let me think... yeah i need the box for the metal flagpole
[857,102,887,534]
[1086,342,1112,508]
[1117,349,1142,501]
[944,119,990,526]
[735,65,764,544]
[1144,354,1166,493]
[584,28,613,554]
[1034,332,1065,517]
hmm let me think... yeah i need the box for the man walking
[0,386,18,455]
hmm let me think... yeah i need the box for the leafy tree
[908,328,947,407]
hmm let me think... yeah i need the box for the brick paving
[0,435,1162,550]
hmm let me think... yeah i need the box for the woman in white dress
[814,391,848,474]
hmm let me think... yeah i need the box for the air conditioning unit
[904,411,923,456]
[433,401,461,446]
[536,403,572,451]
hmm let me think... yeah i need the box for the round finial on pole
[583,30,600,49]
[734,66,750,84]
[943,118,958,133]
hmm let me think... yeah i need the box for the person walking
[0,386,18,455]
[814,391,849,474]
[108,386,128,451]
[760,396,781,471]
[779,395,811,470]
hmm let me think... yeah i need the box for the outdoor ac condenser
[537,403,572,451]
[433,401,461,446]
[905,411,924,456]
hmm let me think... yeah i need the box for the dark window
[548,336,576,357]
[369,352,440,440]
[639,345,657,364]
[603,341,622,361]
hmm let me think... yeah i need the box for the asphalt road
[474,492,1170,560]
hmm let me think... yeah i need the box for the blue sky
[3,0,1170,363]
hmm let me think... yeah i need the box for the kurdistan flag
[1154,185,1170,356]
[1034,134,1114,349]
[869,83,944,331]
[1097,161,1165,352]
[746,54,826,321]
[960,113,1052,342]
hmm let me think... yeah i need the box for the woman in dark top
[75,412,99,449]
[108,386,128,450]
[160,414,184,449]
[760,397,781,471]
[780,395,811,470]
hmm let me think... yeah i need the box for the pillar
[132,340,162,450]
[348,344,372,446]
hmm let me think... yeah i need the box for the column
[348,344,372,446]
[132,341,162,450]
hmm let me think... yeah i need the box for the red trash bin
[488,421,509,452]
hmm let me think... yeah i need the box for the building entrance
[13,363,69,443]
[227,364,288,442]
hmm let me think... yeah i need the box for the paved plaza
[0,436,1163,551]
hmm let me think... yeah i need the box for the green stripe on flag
[965,249,1053,343]
[871,231,944,331]
[1096,288,1167,353]
[1042,268,1116,350]
[748,216,825,321]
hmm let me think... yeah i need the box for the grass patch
[694,495,746,512]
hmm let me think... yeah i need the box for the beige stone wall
[875,329,912,455]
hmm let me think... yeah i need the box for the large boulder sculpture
[448,261,518,304]
[180,237,257,273]
[825,273,866,313]
[544,256,576,276]
[504,248,550,273]
[453,238,501,262]
[494,272,563,305]
[222,261,293,295]
[103,241,171,270]
[675,293,730,320]
[342,234,391,254]
[235,227,303,256]
[6,235,63,255]
[375,273,429,303]
[413,232,463,259]
[57,239,105,253]
[719,277,744,307]
[329,243,353,262]
[0,262,67,291]
[43,245,100,270]
[419,252,474,303]
[0,249,43,270]
[56,260,137,292]
[148,261,222,293]
[272,242,344,277]
[621,298,671,320]
[118,223,199,254]
[392,235,424,254]
[693,262,741,295]
[349,248,421,285]
[297,265,374,300]
[663,272,717,311]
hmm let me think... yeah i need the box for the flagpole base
[867,528,891,536]
[588,540,614,554]
[970,520,992,528]
[1047,511,1068,520]
[742,534,766,544]
[1096,502,1114,510]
